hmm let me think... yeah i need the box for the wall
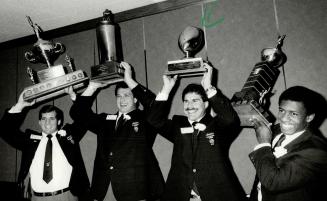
[0,0,326,199]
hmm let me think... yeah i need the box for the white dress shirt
[29,131,72,192]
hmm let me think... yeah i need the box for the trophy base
[91,61,124,84]
[37,65,66,82]
[232,100,273,127]
[165,57,206,77]
[23,70,88,102]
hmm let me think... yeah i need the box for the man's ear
[204,101,209,109]
[306,113,315,123]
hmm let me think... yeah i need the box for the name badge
[180,127,194,134]
[106,114,117,120]
[30,134,42,140]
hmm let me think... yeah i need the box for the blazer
[249,126,327,201]
[70,85,165,201]
[147,89,246,201]
[0,109,91,201]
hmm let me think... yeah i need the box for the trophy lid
[178,26,205,58]
[98,9,116,25]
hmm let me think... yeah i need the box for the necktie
[115,114,124,131]
[273,134,286,149]
[43,134,53,183]
[191,122,200,197]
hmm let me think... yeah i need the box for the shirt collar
[274,129,306,147]
[42,131,58,138]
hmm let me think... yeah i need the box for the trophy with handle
[90,9,124,84]
[231,35,287,127]
[165,26,207,77]
[23,16,88,102]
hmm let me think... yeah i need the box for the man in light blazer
[249,86,327,201]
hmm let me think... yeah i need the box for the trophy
[165,26,207,77]
[91,9,124,84]
[231,35,287,127]
[23,16,88,102]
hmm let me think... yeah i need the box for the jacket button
[193,169,196,173]
[109,166,114,170]
[109,152,113,156]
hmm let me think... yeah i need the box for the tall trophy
[165,26,207,77]
[23,16,88,102]
[91,9,124,84]
[231,35,287,127]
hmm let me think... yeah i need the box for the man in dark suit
[146,63,246,201]
[0,89,91,201]
[249,86,327,201]
[69,62,165,201]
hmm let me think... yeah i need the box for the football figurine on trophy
[23,16,88,102]
[165,26,207,77]
[231,35,287,127]
[91,9,124,84]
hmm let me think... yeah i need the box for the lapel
[284,129,312,152]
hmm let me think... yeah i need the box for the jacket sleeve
[132,84,156,111]
[146,99,175,142]
[0,109,30,150]
[209,89,240,128]
[70,95,108,135]
[249,144,327,192]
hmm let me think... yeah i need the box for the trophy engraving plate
[91,9,124,84]
[23,16,88,102]
[165,26,206,77]
[231,35,287,127]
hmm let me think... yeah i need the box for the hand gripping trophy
[165,26,207,77]
[23,16,88,102]
[231,35,287,127]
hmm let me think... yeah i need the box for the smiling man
[70,62,164,201]
[147,63,246,201]
[249,86,327,201]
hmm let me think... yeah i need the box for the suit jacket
[147,89,246,201]
[249,126,327,201]
[70,85,165,201]
[0,109,91,201]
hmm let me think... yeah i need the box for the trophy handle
[53,43,65,54]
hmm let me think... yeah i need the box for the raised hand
[250,117,272,144]
[161,74,178,95]
[201,63,213,90]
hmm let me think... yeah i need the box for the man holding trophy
[146,62,246,201]
[70,62,165,201]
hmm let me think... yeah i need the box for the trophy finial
[102,9,113,21]
[261,35,287,68]
[178,26,205,58]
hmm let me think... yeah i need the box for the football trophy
[91,9,124,84]
[165,26,207,77]
[231,35,287,127]
[23,16,88,102]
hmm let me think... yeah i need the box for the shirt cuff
[156,91,169,101]
[253,143,271,151]
[206,86,217,98]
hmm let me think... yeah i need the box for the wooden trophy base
[165,57,206,77]
[91,61,124,84]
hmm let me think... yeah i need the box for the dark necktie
[191,122,200,197]
[43,134,53,183]
[273,134,286,149]
[115,114,124,131]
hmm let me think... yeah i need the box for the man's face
[116,88,137,114]
[39,111,60,135]
[183,92,208,121]
[278,100,314,135]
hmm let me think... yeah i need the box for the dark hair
[39,105,64,127]
[279,86,318,115]
[115,82,130,96]
[182,83,208,102]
